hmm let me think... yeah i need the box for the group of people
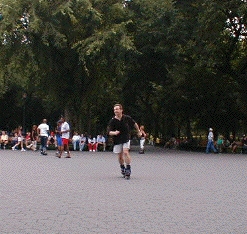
[3,126,34,152]
[1,102,163,181]
[1,104,148,179]
[0,117,72,157]
[70,132,107,152]
[3,104,246,180]
[206,128,247,154]
[28,117,71,158]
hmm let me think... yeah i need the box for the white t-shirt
[208,132,214,141]
[61,122,70,139]
[1,134,8,141]
[38,123,49,137]
[88,137,96,144]
[72,135,80,142]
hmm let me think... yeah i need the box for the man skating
[108,104,141,179]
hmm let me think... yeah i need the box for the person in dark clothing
[108,104,141,178]
[241,135,247,154]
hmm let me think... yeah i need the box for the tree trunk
[186,118,192,140]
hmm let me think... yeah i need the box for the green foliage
[0,0,246,137]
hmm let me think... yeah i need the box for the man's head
[114,104,123,117]
[209,128,213,132]
[43,119,47,123]
[60,116,65,123]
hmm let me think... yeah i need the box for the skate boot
[139,149,144,154]
[120,165,126,177]
[125,166,131,179]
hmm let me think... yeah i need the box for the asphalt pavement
[1,146,246,233]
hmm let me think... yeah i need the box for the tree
[1,0,246,139]
[168,0,247,138]
[0,0,138,133]
[121,0,177,136]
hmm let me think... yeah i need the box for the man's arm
[107,120,120,136]
[134,122,142,137]
[47,126,50,135]
[109,130,120,136]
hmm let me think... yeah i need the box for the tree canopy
[0,0,246,138]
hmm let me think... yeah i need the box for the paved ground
[1,146,246,234]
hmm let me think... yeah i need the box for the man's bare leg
[118,152,124,164]
[118,152,126,176]
[123,148,131,178]
[123,148,131,165]
[65,144,71,158]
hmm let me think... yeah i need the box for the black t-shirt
[108,114,136,145]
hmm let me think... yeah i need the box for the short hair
[114,103,123,109]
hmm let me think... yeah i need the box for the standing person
[59,116,71,158]
[37,119,49,155]
[108,104,142,179]
[139,125,146,154]
[206,128,218,154]
[55,120,63,157]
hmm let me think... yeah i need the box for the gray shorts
[113,141,130,154]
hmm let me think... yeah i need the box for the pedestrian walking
[206,128,218,154]
[37,119,49,155]
[108,104,142,179]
